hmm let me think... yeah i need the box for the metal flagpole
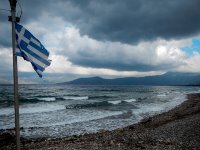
[8,0,20,149]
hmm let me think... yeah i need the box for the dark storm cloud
[0,0,50,47]
[0,22,11,48]
[0,0,48,23]
[1,0,200,46]
[71,58,173,71]
[66,0,200,44]
[66,46,183,72]
[0,0,12,48]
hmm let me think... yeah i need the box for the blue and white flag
[15,23,51,77]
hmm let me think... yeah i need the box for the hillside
[60,72,200,86]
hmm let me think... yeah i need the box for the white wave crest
[63,96,88,100]
[123,98,137,103]
[157,94,166,97]
[38,97,56,102]
[108,100,122,105]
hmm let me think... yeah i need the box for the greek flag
[15,23,51,77]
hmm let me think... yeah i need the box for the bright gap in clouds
[181,39,200,56]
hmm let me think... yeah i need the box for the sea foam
[63,96,88,100]
[38,97,56,102]
[123,98,137,103]
[133,94,187,121]
[108,100,122,105]
[19,104,66,114]
[157,93,166,97]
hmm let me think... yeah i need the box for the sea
[0,84,200,138]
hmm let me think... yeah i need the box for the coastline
[1,93,200,149]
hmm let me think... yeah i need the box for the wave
[89,95,114,99]
[63,96,88,100]
[21,96,87,103]
[20,96,88,103]
[21,104,65,114]
[92,89,121,92]
[66,101,113,109]
[62,95,114,100]
[107,98,137,105]
[66,98,137,109]
[157,94,167,97]
[19,97,56,103]
[108,100,122,105]
[0,100,13,107]
[133,94,187,119]
[123,98,137,103]
[63,94,80,97]
[7,96,92,105]
[37,97,56,102]
[0,104,66,115]
[20,98,41,103]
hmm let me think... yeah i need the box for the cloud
[181,39,200,55]
[0,47,13,83]
[0,47,13,73]
[61,0,200,44]
[45,54,165,77]
[177,52,200,73]
[1,0,200,46]
[59,26,191,72]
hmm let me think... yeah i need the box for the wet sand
[1,93,200,150]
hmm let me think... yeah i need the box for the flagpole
[8,0,20,149]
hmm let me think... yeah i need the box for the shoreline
[1,93,200,149]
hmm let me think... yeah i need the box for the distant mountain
[60,72,200,86]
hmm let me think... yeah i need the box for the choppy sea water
[0,84,200,138]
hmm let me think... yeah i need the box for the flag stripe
[30,62,43,77]
[35,69,42,77]
[16,51,22,56]
[31,61,45,72]
[22,50,46,71]
[20,41,51,66]
[30,37,41,47]
[15,23,22,34]
[18,28,29,43]
[16,43,22,56]
[29,41,49,57]
[27,43,48,60]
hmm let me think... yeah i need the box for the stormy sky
[0,0,200,83]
